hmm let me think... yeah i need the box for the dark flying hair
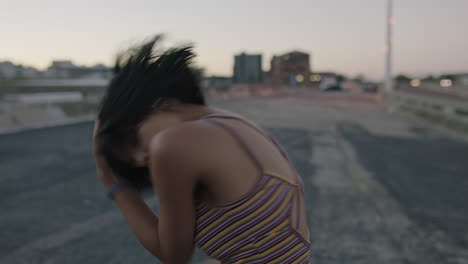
[97,34,205,190]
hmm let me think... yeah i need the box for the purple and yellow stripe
[194,174,311,263]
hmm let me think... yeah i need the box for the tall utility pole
[385,0,394,92]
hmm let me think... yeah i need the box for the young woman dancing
[93,35,311,264]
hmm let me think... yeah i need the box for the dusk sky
[1,0,467,80]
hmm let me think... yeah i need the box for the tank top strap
[199,114,303,186]
[198,116,264,173]
[199,114,308,239]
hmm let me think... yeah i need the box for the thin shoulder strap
[201,114,307,231]
[200,114,303,185]
[199,117,264,173]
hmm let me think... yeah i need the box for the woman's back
[194,114,310,263]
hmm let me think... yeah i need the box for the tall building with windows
[271,51,312,87]
[233,53,263,83]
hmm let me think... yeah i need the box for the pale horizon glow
[1,0,467,81]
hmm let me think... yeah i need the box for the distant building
[0,60,112,80]
[44,60,112,79]
[18,66,41,79]
[233,53,263,83]
[270,51,312,87]
[0,61,18,79]
[0,61,41,79]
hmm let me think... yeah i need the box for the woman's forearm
[113,187,164,260]
[93,121,165,261]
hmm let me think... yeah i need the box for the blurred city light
[440,79,453,87]
[296,74,304,83]
[410,79,421,87]
[310,74,321,82]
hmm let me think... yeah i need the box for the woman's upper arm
[148,126,205,264]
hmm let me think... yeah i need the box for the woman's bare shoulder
[148,120,223,167]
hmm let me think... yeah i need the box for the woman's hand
[92,119,120,188]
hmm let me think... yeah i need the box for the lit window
[310,74,321,82]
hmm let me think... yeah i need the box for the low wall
[0,86,292,134]
[11,87,464,135]
[0,101,97,134]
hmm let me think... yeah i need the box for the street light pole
[385,0,394,92]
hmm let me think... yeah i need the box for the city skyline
[1,0,468,81]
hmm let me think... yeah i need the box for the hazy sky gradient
[1,0,467,80]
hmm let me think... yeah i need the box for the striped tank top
[195,114,311,263]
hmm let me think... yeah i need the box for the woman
[93,35,311,264]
